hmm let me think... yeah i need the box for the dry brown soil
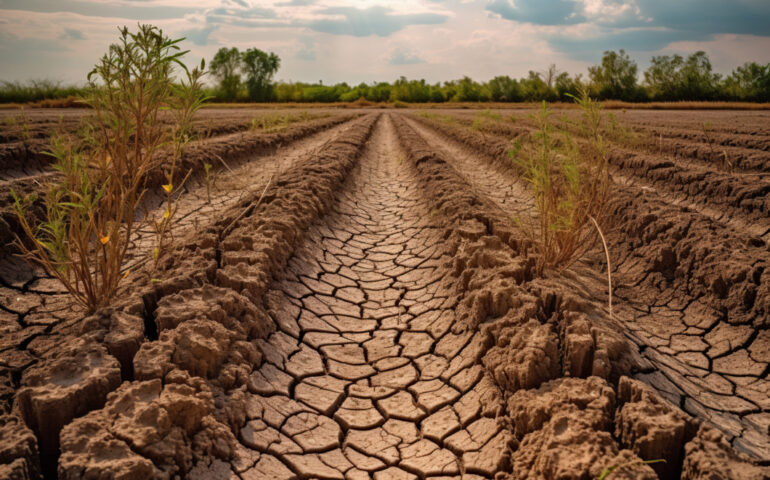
[0,108,768,480]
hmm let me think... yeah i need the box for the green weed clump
[249,111,318,132]
[13,24,207,312]
[511,90,611,271]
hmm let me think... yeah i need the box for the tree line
[1,47,768,104]
[207,47,770,103]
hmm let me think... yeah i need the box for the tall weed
[13,25,206,312]
[511,90,611,271]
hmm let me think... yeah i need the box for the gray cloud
[309,6,448,37]
[635,0,770,37]
[180,25,217,46]
[486,0,585,25]
[0,0,200,19]
[295,37,315,61]
[389,48,425,65]
[59,28,84,40]
[547,27,708,61]
[276,0,315,6]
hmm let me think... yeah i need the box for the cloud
[276,0,315,6]
[547,26,705,60]
[0,0,200,20]
[309,6,448,37]
[487,0,770,37]
[208,5,276,19]
[180,25,217,46]
[486,0,585,25]
[295,37,315,61]
[389,48,425,65]
[59,28,84,40]
[635,0,770,37]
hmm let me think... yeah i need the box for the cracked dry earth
[239,117,504,479]
[2,110,770,480]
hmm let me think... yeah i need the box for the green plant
[597,459,665,479]
[5,108,32,148]
[203,162,213,203]
[13,24,201,312]
[152,60,209,267]
[510,90,611,271]
[249,111,316,132]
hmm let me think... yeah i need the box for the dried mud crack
[226,115,507,479]
[2,110,770,480]
[402,112,770,473]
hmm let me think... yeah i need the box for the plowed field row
[0,111,768,480]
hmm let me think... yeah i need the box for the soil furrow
[404,113,770,463]
[0,115,378,479]
[228,115,507,479]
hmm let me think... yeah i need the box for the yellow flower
[162,184,173,194]
[99,235,110,245]
[163,209,170,219]
[105,155,111,166]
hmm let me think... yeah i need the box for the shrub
[510,90,611,271]
[13,24,206,312]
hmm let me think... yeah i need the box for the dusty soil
[0,109,769,480]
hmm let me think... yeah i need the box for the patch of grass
[249,111,322,132]
[510,90,611,272]
[12,24,207,312]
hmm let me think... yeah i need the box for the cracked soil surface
[0,108,769,480]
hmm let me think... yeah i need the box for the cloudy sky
[1,0,769,85]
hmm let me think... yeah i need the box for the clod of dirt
[16,337,121,464]
[81,310,145,380]
[484,318,560,392]
[133,285,275,390]
[559,309,637,382]
[506,376,656,480]
[615,376,694,479]
[154,285,272,339]
[0,414,40,480]
[59,377,235,480]
[682,425,770,480]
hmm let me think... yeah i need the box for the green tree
[209,47,241,101]
[555,72,582,101]
[644,51,721,101]
[520,71,556,101]
[241,48,280,102]
[644,54,684,100]
[486,75,521,101]
[679,51,721,100]
[588,50,638,100]
[724,62,770,101]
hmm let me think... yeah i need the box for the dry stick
[589,215,612,322]
[221,174,273,239]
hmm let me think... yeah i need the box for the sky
[1,0,769,86]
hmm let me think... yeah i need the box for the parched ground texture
[0,107,769,480]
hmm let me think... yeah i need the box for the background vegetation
[2,48,769,105]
